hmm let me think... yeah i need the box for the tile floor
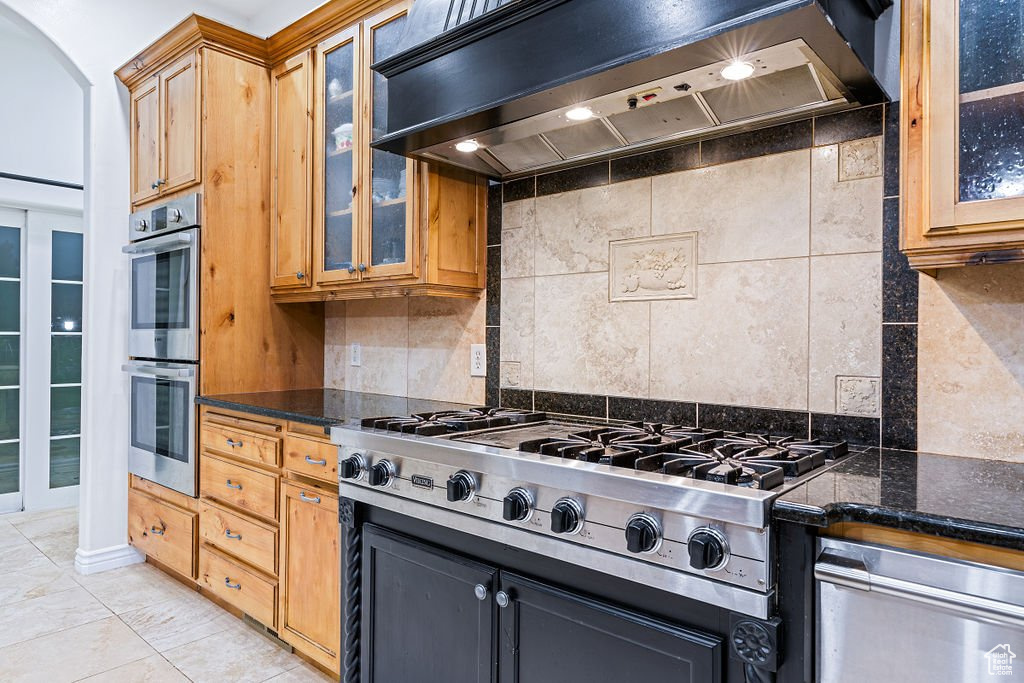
[0,508,332,682]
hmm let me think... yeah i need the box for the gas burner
[518,424,693,467]
[362,407,548,436]
[720,433,848,460]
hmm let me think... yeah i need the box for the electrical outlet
[350,343,362,367]
[470,344,486,377]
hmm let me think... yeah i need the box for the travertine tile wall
[918,264,1024,461]
[499,139,884,419]
[323,296,486,404]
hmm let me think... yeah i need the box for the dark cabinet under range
[361,525,723,683]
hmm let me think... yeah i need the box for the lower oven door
[123,228,199,361]
[123,361,197,497]
[816,537,1024,683]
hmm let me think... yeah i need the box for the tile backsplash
[324,296,486,405]
[492,108,890,445]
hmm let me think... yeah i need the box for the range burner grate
[361,407,547,436]
[516,423,846,491]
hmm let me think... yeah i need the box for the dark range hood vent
[374,0,893,178]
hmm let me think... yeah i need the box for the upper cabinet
[271,1,487,301]
[902,0,1024,268]
[129,50,201,207]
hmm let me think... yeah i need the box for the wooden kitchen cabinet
[270,0,488,301]
[901,0,1024,269]
[279,481,341,673]
[127,477,198,579]
[129,50,201,207]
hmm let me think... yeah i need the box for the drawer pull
[304,455,327,466]
[225,479,243,490]
[225,578,241,590]
[299,492,321,504]
[225,529,242,540]
[226,438,243,448]
[149,526,165,536]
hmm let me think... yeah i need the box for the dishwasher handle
[816,549,1024,628]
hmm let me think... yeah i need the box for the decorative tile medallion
[838,138,882,181]
[500,361,522,388]
[836,375,881,417]
[608,232,697,302]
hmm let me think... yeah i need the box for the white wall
[0,0,270,572]
[0,17,83,185]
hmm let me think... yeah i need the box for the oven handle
[122,231,192,254]
[121,362,195,379]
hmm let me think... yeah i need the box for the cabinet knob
[474,584,488,601]
[358,263,367,272]
[296,271,305,280]
[496,591,510,608]
[347,265,357,274]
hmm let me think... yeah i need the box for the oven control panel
[129,193,201,242]
[339,446,771,592]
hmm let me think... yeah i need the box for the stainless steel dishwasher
[816,537,1024,682]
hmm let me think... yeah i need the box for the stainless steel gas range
[333,407,856,683]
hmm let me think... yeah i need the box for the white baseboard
[74,543,145,575]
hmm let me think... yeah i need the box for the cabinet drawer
[199,502,277,575]
[128,489,197,578]
[201,423,280,467]
[283,435,338,484]
[200,455,278,521]
[199,546,277,628]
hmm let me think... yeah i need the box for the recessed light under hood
[372,0,893,178]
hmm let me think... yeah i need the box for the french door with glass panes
[0,207,83,513]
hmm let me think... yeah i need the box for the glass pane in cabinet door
[958,0,1024,202]
[370,13,411,268]
[370,149,408,266]
[323,39,358,272]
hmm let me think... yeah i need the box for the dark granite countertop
[196,389,478,429]
[775,448,1024,551]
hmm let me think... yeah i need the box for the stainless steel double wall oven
[122,194,200,496]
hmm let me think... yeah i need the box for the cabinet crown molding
[116,14,268,87]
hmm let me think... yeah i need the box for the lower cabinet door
[362,526,497,683]
[496,573,723,683]
[279,482,340,673]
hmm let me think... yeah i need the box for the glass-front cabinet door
[315,25,362,284]
[925,0,1024,233]
[361,2,417,280]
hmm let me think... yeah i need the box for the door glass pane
[49,437,79,489]
[0,226,19,278]
[0,441,17,494]
[131,249,190,329]
[958,0,1024,202]
[52,231,84,281]
[0,336,17,387]
[0,388,18,441]
[130,376,190,463]
[50,386,81,436]
[324,38,358,273]
[51,336,82,385]
[370,13,410,268]
[0,281,19,332]
[51,283,83,332]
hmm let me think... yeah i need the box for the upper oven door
[123,228,199,361]
[123,361,197,497]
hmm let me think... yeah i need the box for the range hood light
[565,106,594,121]
[455,139,480,153]
[721,60,756,81]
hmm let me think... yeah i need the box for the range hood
[371,0,893,178]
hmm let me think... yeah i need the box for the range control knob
[550,498,583,534]
[502,488,533,522]
[367,460,396,487]
[340,454,365,480]
[169,208,183,223]
[136,219,149,233]
[687,527,729,570]
[625,514,661,554]
[446,470,476,502]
